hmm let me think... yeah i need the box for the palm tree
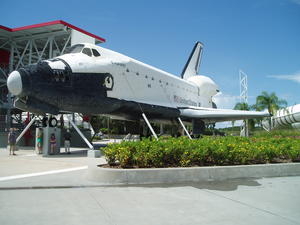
[234,102,251,111]
[255,91,287,115]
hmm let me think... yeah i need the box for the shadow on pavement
[0,178,261,191]
[112,178,262,191]
[47,149,88,158]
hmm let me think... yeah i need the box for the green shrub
[103,135,300,168]
[100,128,108,134]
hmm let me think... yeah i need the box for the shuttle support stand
[16,116,61,156]
[160,124,164,135]
[240,120,249,137]
[16,117,37,144]
[178,117,192,140]
[41,127,61,156]
[142,113,158,140]
[68,117,103,157]
[68,119,94,150]
[14,113,98,156]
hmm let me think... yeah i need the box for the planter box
[87,163,300,185]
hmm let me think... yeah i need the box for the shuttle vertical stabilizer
[181,42,203,80]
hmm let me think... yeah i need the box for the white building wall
[71,30,95,46]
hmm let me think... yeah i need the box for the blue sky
[1,0,300,109]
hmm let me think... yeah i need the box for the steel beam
[39,38,50,61]
[69,117,94,150]
[160,124,164,134]
[53,38,61,54]
[239,70,249,137]
[49,37,53,58]
[12,43,25,68]
[61,34,71,54]
[0,67,7,79]
[12,31,68,42]
[16,117,36,143]
[6,42,14,130]
[0,40,10,49]
[16,40,30,69]
[142,113,158,140]
[29,40,32,64]
[178,117,192,139]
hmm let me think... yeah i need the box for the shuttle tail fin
[181,42,203,80]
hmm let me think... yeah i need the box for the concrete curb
[87,163,300,185]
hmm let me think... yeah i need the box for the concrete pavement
[0,146,300,225]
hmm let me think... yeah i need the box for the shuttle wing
[179,106,269,123]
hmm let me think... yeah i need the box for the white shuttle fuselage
[7,42,268,134]
[56,43,218,109]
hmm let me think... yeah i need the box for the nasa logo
[104,74,114,90]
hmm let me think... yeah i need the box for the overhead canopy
[0,20,105,51]
[0,20,106,68]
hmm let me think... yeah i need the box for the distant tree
[233,102,255,130]
[234,102,251,111]
[255,91,287,115]
[90,115,113,133]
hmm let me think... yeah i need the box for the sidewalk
[0,146,299,225]
[0,146,100,177]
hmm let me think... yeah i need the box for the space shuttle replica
[7,42,269,134]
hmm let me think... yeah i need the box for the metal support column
[239,70,249,137]
[49,37,53,59]
[29,40,32,64]
[6,42,14,131]
[160,124,164,135]
[177,117,192,140]
[240,120,249,137]
[142,113,158,140]
[16,117,36,143]
[69,118,94,150]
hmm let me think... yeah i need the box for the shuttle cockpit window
[67,44,84,53]
[82,48,92,57]
[92,49,101,57]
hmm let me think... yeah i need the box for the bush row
[103,136,300,168]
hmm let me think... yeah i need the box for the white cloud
[268,71,300,84]
[212,92,240,110]
[291,0,300,5]
[215,120,243,129]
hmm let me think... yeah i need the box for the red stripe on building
[0,20,106,43]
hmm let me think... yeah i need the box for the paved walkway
[0,147,96,177]
[0,146,299,225]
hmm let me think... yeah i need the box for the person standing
[64,129,71,154]
[8,128,16,155]
[49,133,56,155]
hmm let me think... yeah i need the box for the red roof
[0,20,106,43]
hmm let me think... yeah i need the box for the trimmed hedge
[103,136,300,168]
